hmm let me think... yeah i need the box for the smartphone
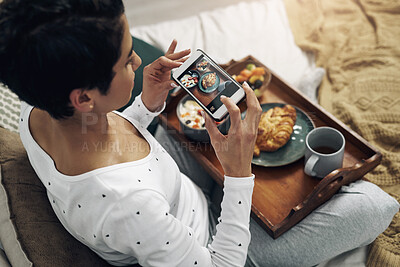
[172,49,245,121]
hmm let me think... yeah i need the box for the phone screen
[177,54,241,114]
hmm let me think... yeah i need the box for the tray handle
[289,152,382,215]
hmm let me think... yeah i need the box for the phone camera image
[176,95,230,142]
[173,50,245,120]
[177,55,238,113]
[199,72,219,93]
[196,59,209,72]
[180,70,200,89]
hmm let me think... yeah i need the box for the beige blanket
[283,0,400,266]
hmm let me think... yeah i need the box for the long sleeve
[122,93,166,128]
[208,176,254,267]
[102,175,254,267]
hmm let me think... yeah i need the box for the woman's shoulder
[21,104,155,178]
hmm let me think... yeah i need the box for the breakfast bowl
[196,58,209,72]
[180,70,200,89]
[223,56,272,98]
[176,94,230,142]
[199,72,220,93]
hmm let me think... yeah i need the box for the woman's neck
[30,107,149,176]
[52,111,112,140]
[30,108,115,155]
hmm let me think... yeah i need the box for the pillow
[0,248,10,266]
[0,84,20,133]
[130,0,324,102]
[0,127,113,266]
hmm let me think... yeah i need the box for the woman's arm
[209,175,254,266]
[141,40,190,112]
[203,82,262,177]
[119,53,261,266]
[121,92,165,129]
[102,179,254,267]
[122,40,189,127]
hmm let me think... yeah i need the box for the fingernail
[201,110,205,119]
[171,83,178,87]
[220,95,227,100]
[243,81,249,87]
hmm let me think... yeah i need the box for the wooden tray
[159,56,382,239]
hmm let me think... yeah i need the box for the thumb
[202,111,223,143]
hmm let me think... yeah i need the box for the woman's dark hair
[0,0,125,119]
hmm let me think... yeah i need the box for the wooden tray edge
[268,152,382,238]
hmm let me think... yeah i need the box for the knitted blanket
[283,0,400,266]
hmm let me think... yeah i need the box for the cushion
[0,126,113,266]
[0,248,10,266]
[0,84,20,133]
[130,0,324,103]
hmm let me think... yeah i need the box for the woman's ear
[69,89,94,113]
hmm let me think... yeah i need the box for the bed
[125,0,400,266]
[0,0,398,266]
[283,1,400,266]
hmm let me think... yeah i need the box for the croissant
[254,105,296,156]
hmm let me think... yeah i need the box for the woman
[1,0,262,266]
[0,0,398,266]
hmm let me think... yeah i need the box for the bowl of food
[199,72,220,93]
[176,95,230,142]
[224,56,272,98]
[180,70,200,89]
[196,59,209,72]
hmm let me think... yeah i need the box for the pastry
[201,72,217,88]
[254,105,296,156]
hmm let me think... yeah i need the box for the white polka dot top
[19,94,255,267]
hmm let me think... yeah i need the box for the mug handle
[304,154,319,176]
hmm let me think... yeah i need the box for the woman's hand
[203,82,262,177]
[141,40,190,112]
